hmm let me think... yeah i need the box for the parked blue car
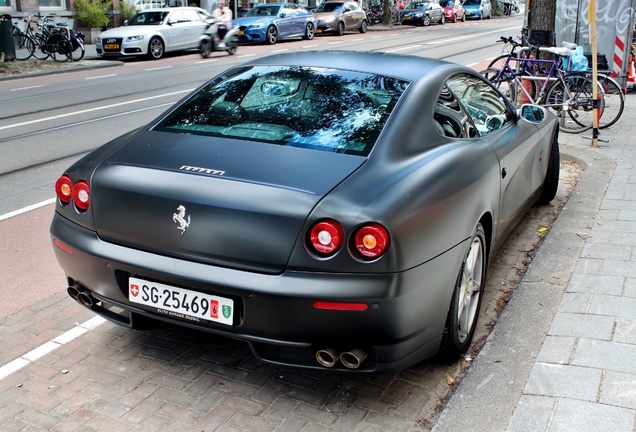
[462,0,491,19]
[234,3,316,44]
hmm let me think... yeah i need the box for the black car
[52,51,559,373]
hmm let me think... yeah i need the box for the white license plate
[129,277,234,326]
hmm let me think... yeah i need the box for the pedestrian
[398,0,405,9]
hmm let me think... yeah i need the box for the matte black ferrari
[51,51,560,373]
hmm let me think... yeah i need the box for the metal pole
[587,0,599,147]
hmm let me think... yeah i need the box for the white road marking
[0,89,193,132]
[0,198,55,222]
[0,316,107,380]
[84,74,118,80]
[10,85,46,91]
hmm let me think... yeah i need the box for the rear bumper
[51,213,463,373]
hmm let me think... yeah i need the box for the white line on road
[145,66,173,71]
[384,44,422,53]
[0,198,55,222]
[0,316,106,380]
[84,74,118,80]
[10,85,46,92]
[0,89,193,132]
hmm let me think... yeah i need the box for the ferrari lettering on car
[52,51,559,373]
[179,165,225,175]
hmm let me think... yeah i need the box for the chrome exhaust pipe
[67,284,81,301]
[340,349,368,369]
[68,284,94,308]
[316,348,340,368]
[76,289,94,308]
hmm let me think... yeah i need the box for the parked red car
[442,0,465,22]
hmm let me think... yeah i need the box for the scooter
[200,19,240,57]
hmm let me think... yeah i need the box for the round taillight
[354,224,389,258]
[309,220,344,255]
[72,181,91,211]
[55,175,73,204]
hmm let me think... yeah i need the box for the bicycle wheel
[544,74,600,133]
[13,31,34,61]
[480,67,517,102]
[71,36,85,61]
[51,35,73,62]
[30,34,49,60]
[596,74,624,129]
[488,54,512,71]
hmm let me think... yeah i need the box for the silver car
[96,7,211,59]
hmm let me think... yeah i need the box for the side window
[434,84,477,138]
[446,73,510,136]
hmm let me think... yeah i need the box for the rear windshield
[156,65,410,156]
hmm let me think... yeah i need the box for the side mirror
[517,104,546,123]
[280,12,286,17]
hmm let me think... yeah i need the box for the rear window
[156,65,410,156]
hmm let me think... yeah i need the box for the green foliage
[120,0,137,22]
[74,0,112,29]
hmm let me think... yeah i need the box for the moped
[200,19,240,57]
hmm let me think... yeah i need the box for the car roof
[242,50,465,83]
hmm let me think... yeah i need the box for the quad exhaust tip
[316,348,368,369]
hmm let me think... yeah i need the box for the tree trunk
[527,0,557,45]
[383,0,391,25]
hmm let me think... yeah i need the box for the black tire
[335,21,345,36]
[544,73,599,134]
[439,14,445,24]
[200,39,212,58]
[148,36,165,59]
[422,14,431,26]
[442,223,487,356]
[14,33,34,61]
[227,38,238,55]
[537,126,560,204]
[266,25,278,44]
[462,13,466,21]
[359,19,368,33]
[597,74,624,129]
[303,22,315,40]
[31,34,49,60]
[71,36,85,61]
[453,14,457,23]
[52,36,72,62]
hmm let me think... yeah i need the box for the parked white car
[96,7,211,59]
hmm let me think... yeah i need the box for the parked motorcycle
[200,19,240,57]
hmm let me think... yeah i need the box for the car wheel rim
[306,23,314,39]
[456,236,484,343]
[151,39,163,58]
[267,27,277,44]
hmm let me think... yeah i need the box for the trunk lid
[91,131,365,273]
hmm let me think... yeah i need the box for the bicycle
[12,24,35,61]
[558,41,624,129]
[23,15,73,62]
[481,47,604,134]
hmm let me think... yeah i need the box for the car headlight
[125,35,145,42]
[250,23,265,29]
[414,12,424,17]
[322,16,337,23]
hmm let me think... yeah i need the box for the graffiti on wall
[555,0,635,80]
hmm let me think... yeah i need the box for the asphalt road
[0,14,570,431]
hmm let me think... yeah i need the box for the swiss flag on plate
[130,284,139,297]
